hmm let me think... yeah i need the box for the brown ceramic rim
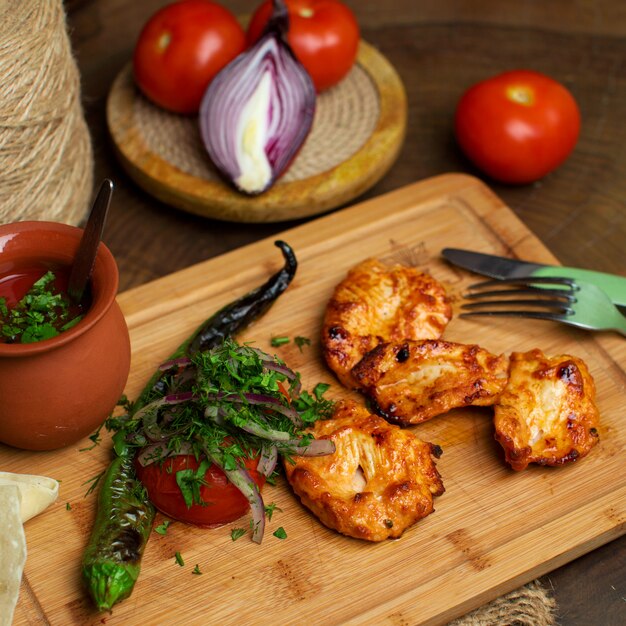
[0,221,119,357]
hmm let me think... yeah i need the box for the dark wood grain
[65,1,625,624]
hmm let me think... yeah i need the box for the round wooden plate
[106,41,407,223]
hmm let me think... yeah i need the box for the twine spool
[0,0,93,225]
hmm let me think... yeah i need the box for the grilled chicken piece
[322,259,452,388]
[352,339,509,425]
[494,349,600,471]
[284,400,444,541]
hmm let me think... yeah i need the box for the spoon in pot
[67,178,114,303]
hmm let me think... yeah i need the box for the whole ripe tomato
[247,0,360,92]
[135,455,265,527]
[133,0,245,114]
[454,70,581,184]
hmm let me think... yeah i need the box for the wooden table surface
[65,1,625,623]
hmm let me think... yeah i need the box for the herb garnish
[294,336,311,351]
[264,503,282,521]
[270,336,290,347]
[155,520,171,535]
[273,527,287,539]
[110,338,334,463]
[174,551,185,567]
[105,337,335,542]
[175,459,211,507]
[0,271,84,344]
[83,471,105,497]
[192,564,203,575]
[231,528,246,541]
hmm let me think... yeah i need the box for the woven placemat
[449,580,557,626]
[135,63,380,184]
[107,41,407,222]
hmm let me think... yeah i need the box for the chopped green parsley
[264,502,282,521]
[270,336,290,347]
[0,271,83,344]
[155,520,171,535]
[294,336,311,351]
[273,527,287,540]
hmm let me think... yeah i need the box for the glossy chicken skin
[352,339,509,425]
[494,349,600,471]
[322,259,452,388]
[284,401,444,541]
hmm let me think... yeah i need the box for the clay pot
[0,221,131,450]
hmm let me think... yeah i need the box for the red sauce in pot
[0,261,91,343]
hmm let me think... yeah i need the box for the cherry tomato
[133,0,246,114]
[454,70,581,184]
[247,0,360,92]
[136,455,265,527]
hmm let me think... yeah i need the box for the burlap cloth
[449,580,557,625]
[0,0,93,225]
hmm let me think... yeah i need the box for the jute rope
[449,580,557,626]
[0,0,93,225]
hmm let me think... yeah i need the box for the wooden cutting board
[8,174,625,625]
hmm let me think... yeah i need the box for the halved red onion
[199,0,315,195]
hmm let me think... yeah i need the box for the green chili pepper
[81,456,154,611]
[82,241,297,611]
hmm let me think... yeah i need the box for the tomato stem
[157,31,171,52]
[506,85,534,106]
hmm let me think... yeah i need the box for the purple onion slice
[158,357,192,371]
[199,0,315,195]
[236,419,293,442]
[205,447,266,544]
[284,438,336,456]
[257,445,278,477]
[136,443,170,467]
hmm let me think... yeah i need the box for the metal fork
[460,277,626,336]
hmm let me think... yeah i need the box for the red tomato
[136,455,265,527]
[454,70,581,184]
[133,0,245,114]
[247,0,360,92]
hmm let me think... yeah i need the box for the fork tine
[464,287,576,300]
[468,276,579,290]
[460,310,565,321]
[462,299,573,312]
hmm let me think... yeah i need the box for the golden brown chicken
[352,339,509,425]
[284,400,444,541]
[494,348,600,471]
[321,259,452,388]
